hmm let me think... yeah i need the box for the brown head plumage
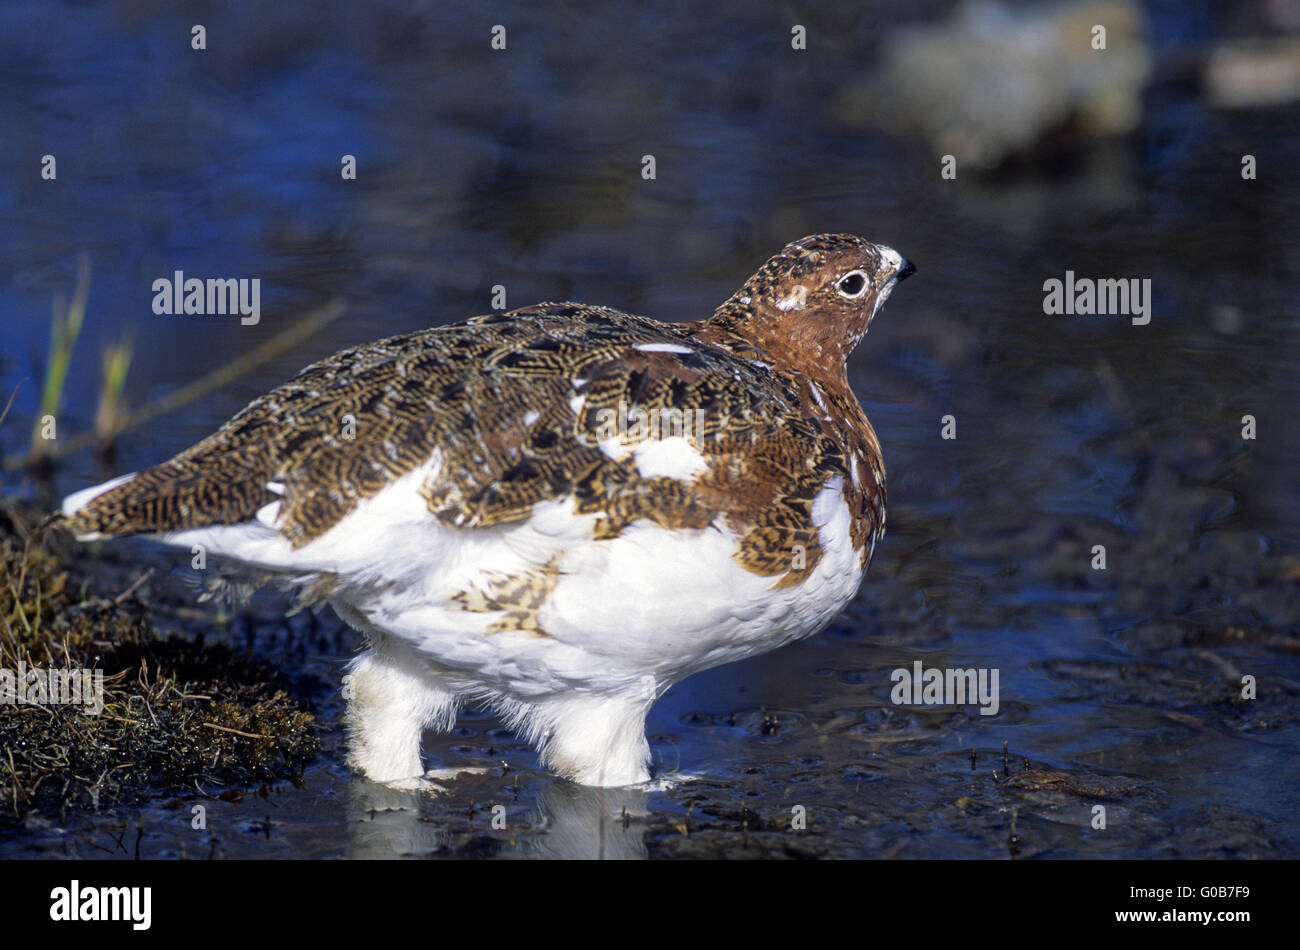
[702,233,914,379]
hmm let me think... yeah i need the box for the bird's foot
[639,771,703,792]
[383,765,489,793]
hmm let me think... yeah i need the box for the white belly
[159,465,865,698]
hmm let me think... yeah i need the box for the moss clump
[0,499,317,826]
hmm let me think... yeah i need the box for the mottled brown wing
[63,303,850,579]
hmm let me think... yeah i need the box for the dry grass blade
[5,297,347,472]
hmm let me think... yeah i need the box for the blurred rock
[1264,0,1300,31]
[1205,37,1300,109]
[835,0,1151,169]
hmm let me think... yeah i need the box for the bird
[60,233,914,789]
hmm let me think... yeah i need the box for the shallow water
[2,0,1299,858]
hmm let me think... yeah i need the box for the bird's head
[707,233,914,374]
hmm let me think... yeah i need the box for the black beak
[896,258,916,282]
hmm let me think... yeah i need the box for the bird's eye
[837,271,868,298]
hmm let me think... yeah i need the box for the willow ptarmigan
[61,233,914,789]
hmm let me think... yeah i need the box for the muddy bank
[0,500,318,831]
